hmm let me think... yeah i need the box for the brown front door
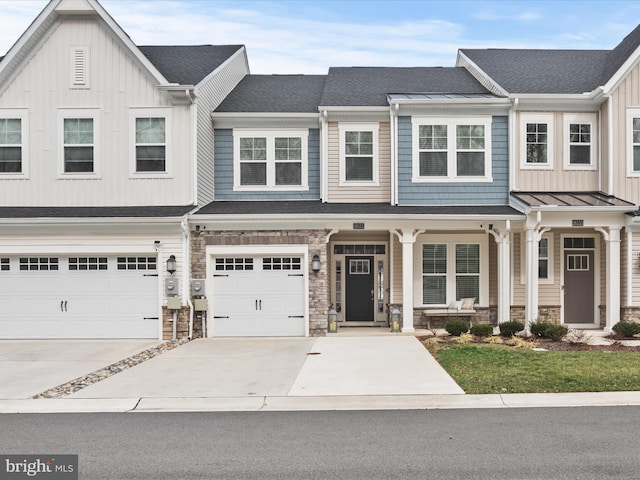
[564,250,595,324]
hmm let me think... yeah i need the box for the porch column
[597,227,621,331]
[524,227,539,328]
[396,229,423,333]
[492,223,511,324]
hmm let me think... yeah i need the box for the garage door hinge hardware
[143,274,158,277]
[214,316,230,319]
[60,300,68,312]
[213,274,229,277]
[288,315,304,318]
[288,274,304,277]
[144,317,159,320]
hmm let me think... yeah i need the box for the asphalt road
[1,407,639,479]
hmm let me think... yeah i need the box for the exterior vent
[71,47,89,88]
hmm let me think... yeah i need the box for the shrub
[530,319,569,341]
[454,333,474,344]
[470,323,494,337]
[499,320,525,337]
[445,317,469,336]
[612,321,640,338]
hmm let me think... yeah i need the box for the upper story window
[339,123,379,185]
[58,109,99,178]
[412,117,492,182]
[627,108,640,176]
[520,113,553,169]
[233,129,308,190]
[564,113,596,170]
[130,109,171,177]
[0,110,28,178]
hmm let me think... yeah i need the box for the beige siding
[327,121,391,203]
[196,49,248,206]
[609,61,640,204]
[512,231,562,306]
[0,18,193,206]
[515,112,599,191]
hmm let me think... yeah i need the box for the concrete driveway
[68,336,463,399]
[0,340,159,399]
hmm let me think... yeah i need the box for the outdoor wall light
[311,254,320,273]
[167,254,177,275]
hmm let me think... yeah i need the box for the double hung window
[0,117,23,174]
[234,129,308,190]
[339,123,378,184]
[413,117,491,181]
[520,113,553,169]
[564,113,595,170]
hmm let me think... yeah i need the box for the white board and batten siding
[0,17,193,206]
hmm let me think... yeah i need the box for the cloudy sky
[0,0,638,73]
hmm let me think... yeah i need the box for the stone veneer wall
[191,229,330,336]
[162,306,191,340]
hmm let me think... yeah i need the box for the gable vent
[71,46,89,88]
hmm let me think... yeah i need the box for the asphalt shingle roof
[320,67,495,106]
[138,45,243,85]
[195,201,522,216]
[216,75,326,113]
[460,23,640,94]
[0,206,196,219]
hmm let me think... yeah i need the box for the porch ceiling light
[311,255,321,273]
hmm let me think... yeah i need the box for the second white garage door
[211,256,306,336]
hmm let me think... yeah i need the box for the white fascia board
[602,45,640,95]
[388,97,510,106]
[526,205,634,214]
[512,94,601,111]
[317,106,389,112]
[456,51,509,97]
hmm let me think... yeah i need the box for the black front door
[345,256,374,321]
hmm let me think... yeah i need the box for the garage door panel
[212,256,306,337]
[0,255,159,339]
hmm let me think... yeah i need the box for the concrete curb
[3,391,640,413]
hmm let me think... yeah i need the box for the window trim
[129,108,172,178]
[563,113,596,171]
[411,117,493,182]
[338,123,379,186]
[0,109,29,178]
[232,128,309,191]
[57,108,100,178]
[520,113,554,170]
[414,233,488,307]
[627,108,640,177]
[520,233,554,285]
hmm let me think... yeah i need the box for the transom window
[339,123,378,184]
[413,117,491,181]
[564,237,595,249]
[135,117,166,172]
[63,118,94,173]
[520,114,553,169]
[234,130,308,190]
[0,118,22,173]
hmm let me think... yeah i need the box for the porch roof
[511,192,635,211]
[0,205,196,219]
[195,200,522,217]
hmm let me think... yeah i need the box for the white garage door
[0,255,159,339]
[212,256,306,336]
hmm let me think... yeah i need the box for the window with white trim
[538,237,550,280]
[564,113,596,169]
[420,238,486,306]
[339,123,379,184]
[58,110,99,177]
[0,118,22,173]
[233,129,308,190]
[519,233,554,284]
[136,118,166,172]
[412,117,492,181]
[520,113,553,168]
[627,108,640,175]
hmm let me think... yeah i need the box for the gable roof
[320,67,496,107]
[459,23,640,95]
[215,74,326,113]
[138,45,244,86]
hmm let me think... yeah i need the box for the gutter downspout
[607,95,614,195]
[320,110,328,202]
[390,103,399,205]
[509,97,519,192]
[181,214,195,339]
[190,90,199,206]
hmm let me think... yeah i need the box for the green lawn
[425,343,640,394]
